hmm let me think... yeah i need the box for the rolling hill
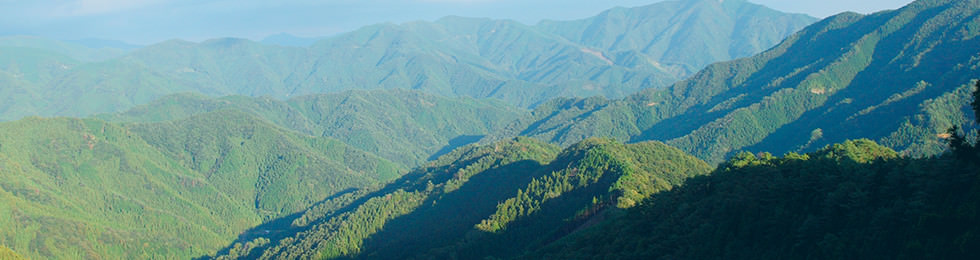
[101,89,527,167]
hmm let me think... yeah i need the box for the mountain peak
[536,0,817,73]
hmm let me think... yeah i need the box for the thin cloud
[49,0,169,17]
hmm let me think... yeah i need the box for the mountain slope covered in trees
[533,138,980,259]
[8,0,980,259]
[101,89,527,166]
[492,0,980,163]
[216,138,710,259]
[0,111,401,259]
[0,0,815,121]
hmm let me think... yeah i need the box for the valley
[0,0,978,259]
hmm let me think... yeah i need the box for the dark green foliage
[498,0,980,163]
[533,81,980,259]
[532,139,980,259]
[946,81,980,157]
[973,81,980,123]
[240,138,710,259]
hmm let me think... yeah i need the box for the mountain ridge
[0,0,816,121]
[100,89,527,167]
[490,0,980,163]
[235,137,711,259]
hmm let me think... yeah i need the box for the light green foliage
[216,237,270,260]
[0,117,251,259]
[0,111,402,259]
[127,109,401,218]
[0,245,26,260]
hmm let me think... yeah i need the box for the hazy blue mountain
[537,0,817,74]
[66,38,142,50]
[0,35,132,62]
[0,0,814,121]
[492,0,980,163]
[287,0,813,106]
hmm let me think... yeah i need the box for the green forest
[1,0,979,259]
[534,135,980,259]
[213,81,980,259]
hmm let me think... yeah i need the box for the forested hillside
[101,89,526,166]
[0,113,400,259]
[5,0,980,259]
[0,0,814,121]
[219,138,710,259]
[533,138,980,259]
[493,0,980,163]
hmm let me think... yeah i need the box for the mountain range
[491,0,980,163]
[0,0,814,121]
[1,0,979,259]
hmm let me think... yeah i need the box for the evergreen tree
[973,81,980,130]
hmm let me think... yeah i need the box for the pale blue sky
[0,0,915,45]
